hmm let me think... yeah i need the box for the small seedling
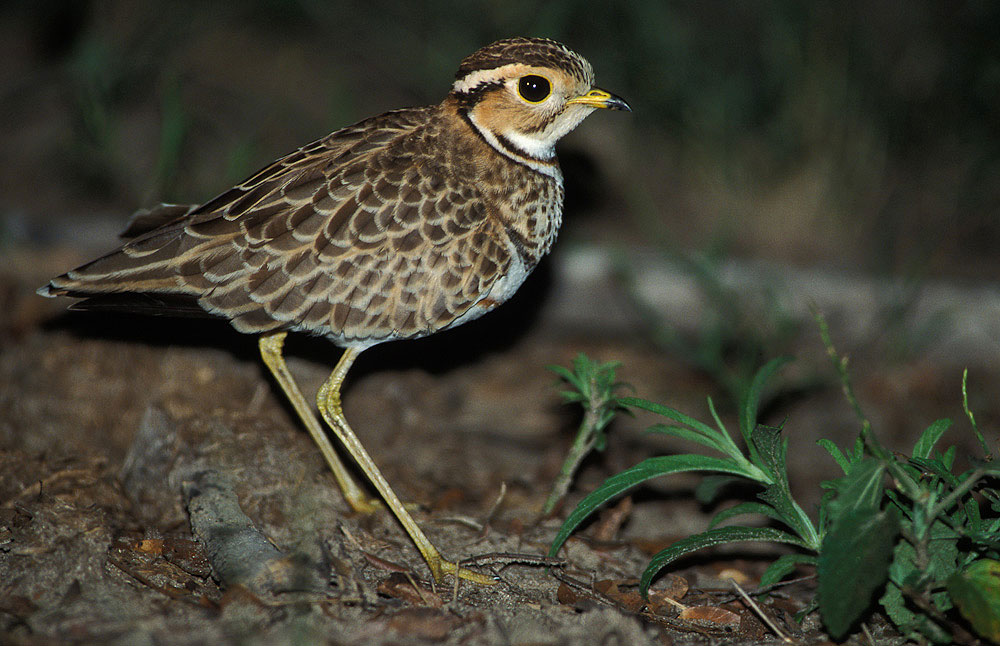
[543,354,628,515]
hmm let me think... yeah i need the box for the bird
[38,36,630,584]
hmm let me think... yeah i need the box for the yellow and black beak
[567,88,631,112]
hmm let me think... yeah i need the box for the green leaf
[823,457,886,524]
[556,390,585,404]
[910,456,960,484]
[885,489,914,521]
[963,369,993,458]
[948,559,1000,643]
[760,553,818,587]
[750,424,788,484]
[758,485,815,544]
[886,524,959,591]
[640,525,810,593]
[543,353,630,515]
[546,364,574,381]
[881,534,962,643]
[623,396,752,465]
[817,438,851,474]
[881,580,954,644]
[965,495,983,532]
[818,506,900,640]
[913,418,952,459]
[646,423,731,455]
[743,423,820,547]
[850,434,865,462]
[548,455,762,557]
[621,397,720,440]
[739,356,793,443]
[942,444,956,470]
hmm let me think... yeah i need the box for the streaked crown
[453,37,594,91]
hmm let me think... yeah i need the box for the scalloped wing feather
[40,106,513,345]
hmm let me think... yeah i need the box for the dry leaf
[431,487,465,511]
[556,583,580,606]
[679,605,741,630]
[386,608,456,641]
[648,574,690,613]
[594,579,644,613]
[377,572,443,608]
[650,574,689,601]
[162,537,212,578]
[633,536,688,555]
[592,496,633,542]
[0,594,37,620]
[132,538,164,555]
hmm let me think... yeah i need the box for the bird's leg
[317,347,496,585]
[258,332,379,514]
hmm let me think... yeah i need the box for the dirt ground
[3,243,998,645]
[0,251,776,646]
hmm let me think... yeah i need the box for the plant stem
[928,468,984,523]
[543,401,603,515]
[814,309,873,435]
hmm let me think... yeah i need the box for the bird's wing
[42,107,512,343]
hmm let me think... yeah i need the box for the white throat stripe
[465,111,561,180]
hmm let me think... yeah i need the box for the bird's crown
[453,37,594,92]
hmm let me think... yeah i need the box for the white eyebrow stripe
[452,64,525,94]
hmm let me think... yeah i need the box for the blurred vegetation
[2,0,998,277]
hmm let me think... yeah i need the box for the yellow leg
[317,346,495,585]
[258,332,378,514]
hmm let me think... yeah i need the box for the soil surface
[3,245,998,646]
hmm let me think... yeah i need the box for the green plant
[548,355,824,590]
[547,321,1000,643]
[815,313,1000,642]
[864,369,1000,643]
[543,354,628,515]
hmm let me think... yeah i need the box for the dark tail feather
[66,292,218,318]
[120,203,200,238]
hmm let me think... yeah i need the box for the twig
[459,552,565,568]
[730,578,793,643]
[482,481,507,532]
[107,555,215,609]
[861,621,875,646]
[182,469,327,595]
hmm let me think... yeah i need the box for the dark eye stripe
[453,80,505,109]
[518,75,551,103]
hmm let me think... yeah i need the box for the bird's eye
[517,75,551,103]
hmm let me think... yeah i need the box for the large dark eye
[518,75,551,103]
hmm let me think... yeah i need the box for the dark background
[3,0,998,277]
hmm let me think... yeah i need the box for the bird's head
[449,37,629,164]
